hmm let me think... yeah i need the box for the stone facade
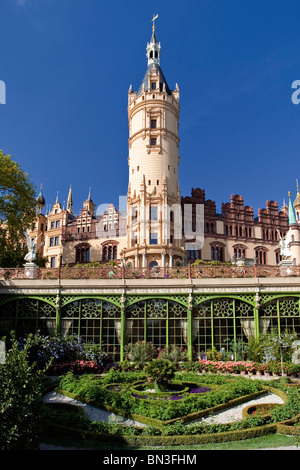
[26,23,300,269]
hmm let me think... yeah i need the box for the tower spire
[67,185,73,214]
[147,15,161,66]
[288,191,297,225]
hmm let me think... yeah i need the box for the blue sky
[1,0,300,217]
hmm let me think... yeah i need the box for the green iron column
[187,293,193,361]
[254,292,260,339]
[55,291,61,336]
[120,293,126,362]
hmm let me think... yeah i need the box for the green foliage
[269,388,300,423]
[143,359,177,385]
[124,341,157,367]
[0,332,51,450]
[0,151,37,267]
[248,329,297,364]
[206,347,223,361]
[58,370,264,423]
[158,345,188,363]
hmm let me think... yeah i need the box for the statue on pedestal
[24,231,37,263]
[276,229,291,260]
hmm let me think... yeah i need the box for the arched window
[210,242,225,261]
[101,241,119,262]
[255,246,268,265]
[75,244,90,263]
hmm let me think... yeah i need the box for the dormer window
[151,82,156,90]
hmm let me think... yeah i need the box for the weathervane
[152,14,158,31]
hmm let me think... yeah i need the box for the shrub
[157,345,188,363]
[124,341,157,367]
[0,332,50,450]
[18,332,109,373]
[143,359,177,385]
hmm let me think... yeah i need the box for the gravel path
[42,389,299,451]
[43,389,284,426]
[43,391,147,427]
[195,392,284,425]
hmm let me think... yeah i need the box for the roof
[137,63,172,96]
[288,192,298,224]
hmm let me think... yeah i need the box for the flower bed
[107,381,213,401]
[197,359,300,376]
[47,360,101,375]
[57,370,265,424]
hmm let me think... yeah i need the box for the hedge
[45,420,279,447]
[54,387,268,429]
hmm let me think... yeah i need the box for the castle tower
[83,188,95,216]
[287,191,300,265]
[122,17,185,269]
[293,179,300,223]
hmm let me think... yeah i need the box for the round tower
[122,18,185,269]
[287,191,300,265]
[293,179,300,222]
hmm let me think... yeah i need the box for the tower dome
[36,185,45,212]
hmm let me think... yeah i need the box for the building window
[150,233,158,245]
[102,243,118,261]
[50,257,55,268]
[150,137,157,146]
[255,248,267,265]
[56,220,60,228]
[151,119,157,129]
[210,243,225,261]
[151,82,156,90]
[150,206,158,221]
[55,236,59,246]
[51,221,55,230]
[76,244,90,263]
[49,237,54,247]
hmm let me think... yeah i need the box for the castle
[28,21,300,270]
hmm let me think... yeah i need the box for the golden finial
[152,14,158,31]
[288,191,291,198]
[297,179,299,194]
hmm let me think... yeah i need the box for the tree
[0,331,51,450]
[0,151,37,266]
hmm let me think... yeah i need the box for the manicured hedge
[45,420,279,447]
[42,380,300,447]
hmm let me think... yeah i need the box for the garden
[0,331,300,450]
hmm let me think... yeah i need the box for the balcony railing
[0,263,299,280]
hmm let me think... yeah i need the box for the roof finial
[297,179,299,194]
[152,14,158,31]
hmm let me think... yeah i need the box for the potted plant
[143,359,176,392]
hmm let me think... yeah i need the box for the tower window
[151,82,156,90]
[148,180,151,186]
[150,206,158,221]
[150,233,158,245]
[151,137,157,146]
[151,119,157,129]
